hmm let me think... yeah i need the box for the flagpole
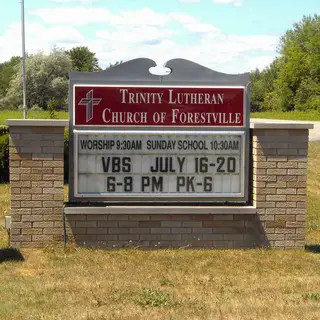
[21,0,27,119]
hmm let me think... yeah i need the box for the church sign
[74,86,245,127]
[68,58,250,203]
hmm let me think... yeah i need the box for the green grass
[0,110,68,125]
[0,110,320,126]
[0,184,9,247]
[1,248,320,319]
[251,110,320,121]
[0,141,319,319]
[306,142,320,244]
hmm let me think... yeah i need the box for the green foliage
[0,49,72,111]
[0,133,9,183]
[279,15,320,85]
[0,56,21,105]
[250,58,281,112]
[136,288,179,308]
[47,99,66,119]
[251,15,320,112]
[294,78,320,110]
[250,69,264,112]
[0,110,68,125]
[273,15,320,111]
[47,100,57,119]
[0,46,102,112]
[66,46,100,72]
[250,110,320,121]
[64,128,69,183]
[0,126,9,136]
[303,293,320,302]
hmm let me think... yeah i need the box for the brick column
[251,125,312,249]
[7,120,68,248]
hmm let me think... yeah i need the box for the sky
[0,0,318,74]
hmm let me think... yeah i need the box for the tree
[294,78,320,110]
[0,48,72,110]
[250,15,320,112]
[250,69,264,112]
[275,14,320,111]
[250,58,281,112]
[67,46,100,72]
[0,56,21,100]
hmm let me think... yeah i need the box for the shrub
[64,129,69,182]
[0,126,9,136]
[0,131,9,183]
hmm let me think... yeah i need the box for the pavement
[251,118,320,142]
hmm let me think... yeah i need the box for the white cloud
[49,0,100,4]
[0,6,278,73]
[0,22,84,62]
[30,7,114,25]
[30,7,169,26]
[185,22,219,34]
[96,26,176,45]
[170,13,198,25]
[213,0,244,7]
[178,0,200,3]
[45,26,84,43]
[96,32,277,73]
[118,8,169,26]
[200,34,277,53]
[248,55,277,71]
[171,13,219,35]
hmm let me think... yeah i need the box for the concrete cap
[5,119,314,129]
[250,120,313,130]
[64,206,257,215]
[6,119,69,127]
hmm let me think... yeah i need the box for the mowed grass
[0,110,68,125]
[306,142,320,244]
[0,109,320,126]
[1,248,320,320]
[0,184,9,248]
[0,144,319,319]
[251,110,320,121]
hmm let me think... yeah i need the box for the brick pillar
[252,127,310,249]
[7,120,68,248]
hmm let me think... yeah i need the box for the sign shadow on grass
[0,248,24,263]
[305,245,320,253]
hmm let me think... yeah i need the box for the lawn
[306,142,320,244]
[1,248,320,319]
[0,184,9,248]
[0,110,68,125]
[1,110,320,126]
[251,110,320,121]
[0,142,319,319]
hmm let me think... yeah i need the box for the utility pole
[21,0,27,119]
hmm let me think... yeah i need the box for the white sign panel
[74,131,245,199]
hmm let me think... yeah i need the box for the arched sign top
[69,58,250,86]
[70,58,159,84]
[163,58,249,85]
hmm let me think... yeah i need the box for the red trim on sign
[74,86,245,127]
